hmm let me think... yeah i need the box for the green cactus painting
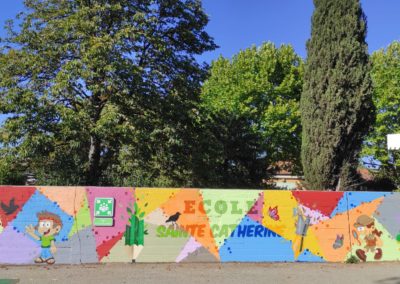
[124,202,148,262]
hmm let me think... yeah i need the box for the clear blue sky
[1,1,400,62]
[198,0,400,62]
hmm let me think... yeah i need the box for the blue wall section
[219,217,295,262]
[330,192,388,217]
[11,191,74,243]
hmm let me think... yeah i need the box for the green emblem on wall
[94,197,115,217]
[94,198,115,227]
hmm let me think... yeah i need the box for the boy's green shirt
[40,235,55,248]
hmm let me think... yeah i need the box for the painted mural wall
[0,186,399,264]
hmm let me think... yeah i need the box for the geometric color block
[0,226,40,264]
[220,217,295,262]
[86,187,133,260]
[135,188,182,217]
[292,191,344,217]
[0,186,36,227]
[200,189,262,248]
[161,189,219,260]
[69,194,92,237]
[11,191,74,244]
[37,186,87,216]
[331,191,388,217]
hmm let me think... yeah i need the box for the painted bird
[166,212,181,225]
[1,198,19,215]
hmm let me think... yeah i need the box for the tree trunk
[335,177,341,192]
[87,135,101,185]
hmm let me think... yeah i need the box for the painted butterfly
[333,234,344,249]
[268,206,280,221]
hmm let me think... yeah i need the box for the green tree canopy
[363,41,400,187]
[301,0,375,190]
[201,42,303,187]
[0,0,216,185]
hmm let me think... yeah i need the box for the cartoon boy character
[25,211,63,265]
[353,215,383,262]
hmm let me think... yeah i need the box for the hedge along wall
[0,186,399,264]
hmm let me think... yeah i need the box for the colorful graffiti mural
[0,186,399,264]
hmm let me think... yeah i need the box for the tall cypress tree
[301,0,375,190]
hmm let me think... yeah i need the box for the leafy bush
[345,255,360,264]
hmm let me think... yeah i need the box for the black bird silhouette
[1,198,19,215]
[166,212,181,224]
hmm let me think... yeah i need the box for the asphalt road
[0,262,399,284]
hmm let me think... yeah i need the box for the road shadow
[375,277,400,284]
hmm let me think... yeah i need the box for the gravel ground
[0,262,399,284]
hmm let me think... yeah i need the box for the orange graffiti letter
[184,200,196,214]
